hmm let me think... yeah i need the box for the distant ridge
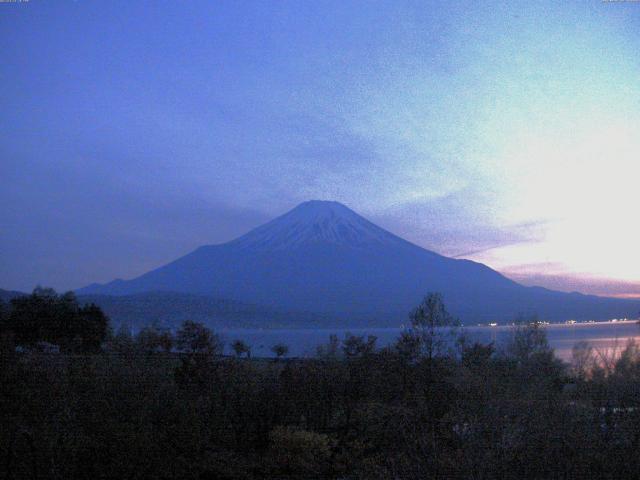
[78,200,640,325]
[0,287,316,331]
[77,291,333,331]
[0,288,27,303]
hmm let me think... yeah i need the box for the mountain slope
[78,200,640,324]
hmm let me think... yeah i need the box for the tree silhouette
[342,333,377,358]
[175,320,221,356]
[136,325,174,354]
[271,343,289,360]
[408,292,459,360]
[232,339,251,358]
[5,287,109,353]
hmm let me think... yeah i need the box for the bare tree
[408,292,459,360]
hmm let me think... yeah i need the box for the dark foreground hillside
[3,336,640,478]
[3,289,640,479]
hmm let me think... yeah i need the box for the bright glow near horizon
[349,4,640,296]
[471,116,640,284]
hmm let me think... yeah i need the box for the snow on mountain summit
[229,200,405,250]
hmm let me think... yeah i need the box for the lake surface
[219,320,640,362]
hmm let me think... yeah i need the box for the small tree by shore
[232,339,251,358]
[271,343,289,360]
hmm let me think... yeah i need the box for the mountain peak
[288,200,360,221]
[227,200,404,250]
[294,199,351,210]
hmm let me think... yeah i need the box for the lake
[219,320,640,362]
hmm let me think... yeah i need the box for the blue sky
[2,0,640,296]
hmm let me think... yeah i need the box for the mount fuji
[78,200,640,324]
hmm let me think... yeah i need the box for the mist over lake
[220,320,640,362]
